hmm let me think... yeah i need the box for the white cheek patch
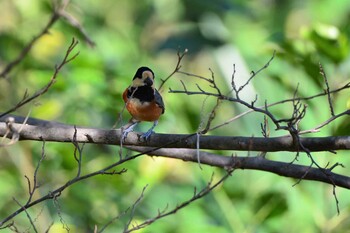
[132,78,144,87]
[142,71,153,79]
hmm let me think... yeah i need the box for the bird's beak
[144,77,153,86]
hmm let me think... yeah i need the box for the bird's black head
[132,66,155,87]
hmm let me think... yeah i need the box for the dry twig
[124,171,232,233]
[0,38,79,119]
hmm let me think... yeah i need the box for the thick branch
[0,118,349,152]
[127,146,350,189]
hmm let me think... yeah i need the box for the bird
[121,66,165,141]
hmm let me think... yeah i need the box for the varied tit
[121,66,165,141]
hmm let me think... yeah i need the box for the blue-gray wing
[155,89,165,114]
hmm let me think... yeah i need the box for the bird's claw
[121,126,135,143]
[121,132,128,143]
[140,130,154,140]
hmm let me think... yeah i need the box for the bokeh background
[1,0,350,232]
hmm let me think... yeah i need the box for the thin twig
[292,132,341,214]
[177,71,213,83]
[0,150,131,226]
[13,198,38,233]
[0,117,19,146]
[200,98,221,134]
[0,5,62,78]
[72,126,85,178]
[0,221,15,230]
[169,80,349,133]
[45,222,54,233]
[25,139,46,205]
[98,207,131,233]
[123,185,148,232]
[237,51,276,94]
[124,171,233,233]
[261,115,270,138]
[319,63,335,116]
[59,10,95,47]
[299,109,350,135]
[53,195,70,232]
[0,38,79,119]
[158,48,188,92]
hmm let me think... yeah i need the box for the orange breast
[126,99,163,121]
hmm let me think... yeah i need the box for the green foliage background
[1,0,350,232]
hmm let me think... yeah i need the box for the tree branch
[126,146,350,189]
[1,116,350,191]
[124,171,232,233]
[0,38,79,119]
[0,0,70,78]
[0,119,349,152]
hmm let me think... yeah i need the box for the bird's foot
[140,129,154,140]
[140,120,158,140]
[121,123,136,143]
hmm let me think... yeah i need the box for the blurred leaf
[32,99,63,119]
[308,24,349,63]
[334,117,350,136]
[254,191,288,220]
[31,30,66,63]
